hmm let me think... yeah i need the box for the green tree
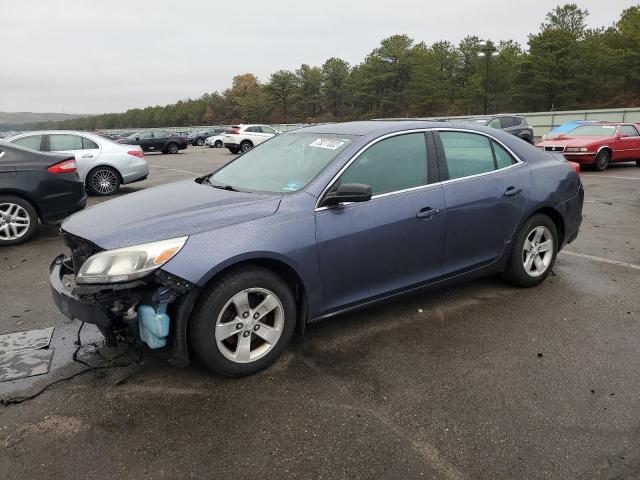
[321,57,351,117]
[266,70,298,122]
[295,64,322,119]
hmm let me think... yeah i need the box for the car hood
[538,136,610,147]
[62,180,282,250]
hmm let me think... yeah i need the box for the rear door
[8,134,45,152]
[48,134,98,181]
[617,125,640,162]
[153,131,169,150]
[434,130,530,275]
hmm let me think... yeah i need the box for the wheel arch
[85,164,123,188]
[0,189,41,220]
[527,206,566,248]
[197,254,309,334]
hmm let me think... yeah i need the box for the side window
[49,134,83,151]
[10,135,43,151]
[154,131,168,138]
[338,133,428,196]
[492,141,517,168]
[245,126,259,133]
[82,137,99,149]
[488,118,501,129]
[261,126,276,135]
[620,125,639,137]
[139,131,153,139]
[439,132,495,179]
[500,117,520,128]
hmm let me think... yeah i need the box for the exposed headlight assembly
[565,147,588,152]
[76,236,188,284]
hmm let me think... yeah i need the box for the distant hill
[0,111,90,126]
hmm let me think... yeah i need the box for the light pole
[478,41,499,115]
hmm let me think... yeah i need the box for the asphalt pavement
[1,146,639,479]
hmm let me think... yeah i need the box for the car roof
[291,120,460,136]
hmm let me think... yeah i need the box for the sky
[0,0,635,114]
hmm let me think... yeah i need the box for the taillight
[47,158,77,173]
[568,161,580,175]
[128,150,144,158]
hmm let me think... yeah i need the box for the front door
[616,125,640,162]
[434,130,530,275]
[315,132,446,313]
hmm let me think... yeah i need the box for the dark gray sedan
[50,121,583,377]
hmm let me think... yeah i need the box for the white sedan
[204,134,225,148]
[5,131,149,195]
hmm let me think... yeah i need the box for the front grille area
[544,146,565,152]
[62,231,102,273]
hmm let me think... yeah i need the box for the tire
[215,140,223,148]
[167,142,179,154]
[594,150,610,171]
[502,214,558,288]
[636,160,640,167]
[189,265,296,377]
[196,138,204,146]
[229,148,240,154]
[87,166,121,196]
[240,141,253,153]
[0,195,38,245]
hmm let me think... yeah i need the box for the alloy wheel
[91,169,118,194]
[241,142,252,152]
[214,288,285,363]
[0,203,31,241]
[521,226,553,277]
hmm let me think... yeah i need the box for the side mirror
[321,183,372,207]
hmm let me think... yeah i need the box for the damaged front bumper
[49,253,198,366]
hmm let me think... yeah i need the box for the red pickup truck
[536,122,640,171]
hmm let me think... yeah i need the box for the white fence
[99,107,640,139]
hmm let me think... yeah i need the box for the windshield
[568,125,618,136]
[210,133,353,193]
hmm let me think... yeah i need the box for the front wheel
[196,138,204,146]
[502,214,558,288]
[240,141,253,153]
[189,266,296,377]
[0,195,38,245]
[87,166,121,196]
[215,140,223,148]
[594,150,610,171]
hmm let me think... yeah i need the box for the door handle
[81,154,94,158]
[504,186,522,197]
[416,207,440,219]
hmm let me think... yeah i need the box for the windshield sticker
[309,139,346,150]
[283,182,302,191]
[602,126,616,129]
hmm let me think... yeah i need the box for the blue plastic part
[138,304,170,349]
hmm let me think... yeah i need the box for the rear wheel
[240,141,253,153]
[189,266,296,377]
[502,214,558,288]
[87,166,121,196]
[215,140,223,148]
[167,142,179,154]
[594,150,610,171]
[0,195,37,245]
[196,138,204,146]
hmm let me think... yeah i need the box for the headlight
[565,147,588,152]
[76,236,188,284]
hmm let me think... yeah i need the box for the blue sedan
[50,121,584,376]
